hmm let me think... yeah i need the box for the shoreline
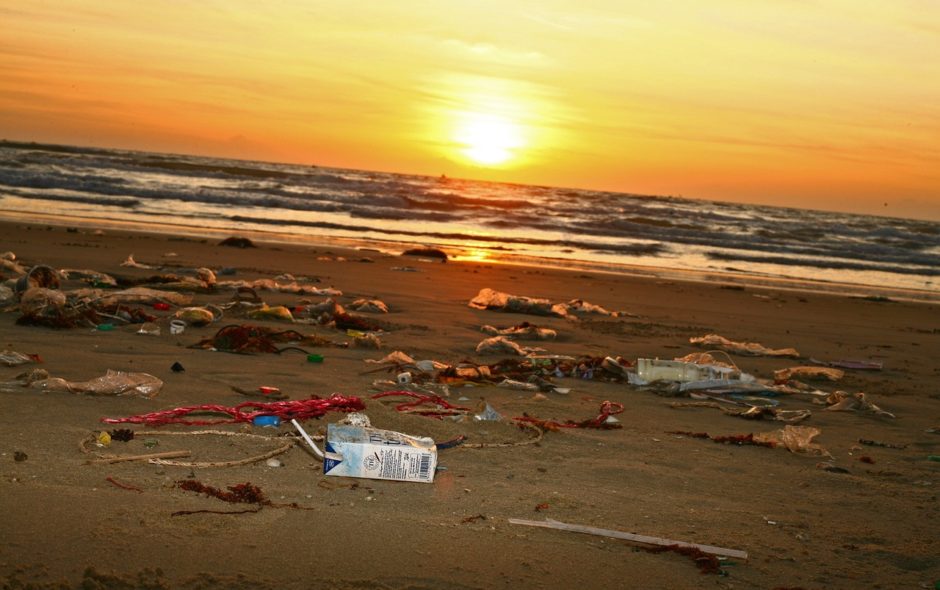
[2,209,937,305]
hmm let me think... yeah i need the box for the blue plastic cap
[252,415,281,427]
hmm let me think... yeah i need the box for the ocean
[1,140,938,300]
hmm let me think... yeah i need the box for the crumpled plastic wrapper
[754,425,831,457]
[825,391,895,418]
[246,305,294,321]
[366,351,416,365]
[175,306,219,326]
[0,350,40,367]
[2,368,162,398]
[348,299,389,314]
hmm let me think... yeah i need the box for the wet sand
[0,220,937,589]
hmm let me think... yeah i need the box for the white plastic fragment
[508,518,748,560]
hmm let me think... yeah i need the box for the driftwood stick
[87,450,191,464]
[508,518,748,560]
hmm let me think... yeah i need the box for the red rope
[514,400,624,430]
[371,390,471,418]
[101,394,365,426]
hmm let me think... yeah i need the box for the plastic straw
[291,419,324,458]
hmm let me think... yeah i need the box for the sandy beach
[1,219,937,589]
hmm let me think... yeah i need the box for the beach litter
[120,254,154,269]
[635,358,738,383]
[174,306,220,326]
[59,268,117,287]
[101,395,365,426]
[1,368,162,398]
[81,429,299,469]
[89,287,191,307]
[245,304,294,321]
[217,278,341,296]
[508,518,748,566]
[372,390,470,418]
[481,322,557,340]
[669,401,811,423]
[0,350,42,367]
[515,401,624,431]
[824,391,896,418]
[190,324,341,354]
[476,335,545,356]
[774,366,844,382]
[316,422,438,483]
[14,265,61,295]
[469,288,622,319]
[671,425,830,457]
[689,334,800,358]
[755,425,831,457]
[348,298,389,314]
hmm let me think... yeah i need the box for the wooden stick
[508,518,748,560]
[87,450,191,464]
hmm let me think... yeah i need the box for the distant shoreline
[2,209,936,305]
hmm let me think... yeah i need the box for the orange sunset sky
[2,1,939,220]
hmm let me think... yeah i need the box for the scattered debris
[668,430,777,448]
[348,299,389,314]
[190,324,338,354]
[106,476,143,493]
[469,288,621,319]
[0,350,42,367]
[1,368,162,398]
[825,391,895,418]
[755,425,831,457]
[689,334,800,358]
[88,450,192,465]
[175,306,219,326]
[515,401,624,431]
[322,423,438,483]
[669,402,811,423]
[774,366,844,382]
[476,335,543,356]
[246,305,294,322]
[120,254,154,269]
[507,518,748,561]
[481,322,557,340]
[101,395,365,426]
[372,390,470,418]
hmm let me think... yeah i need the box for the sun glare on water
[454,112,523,166]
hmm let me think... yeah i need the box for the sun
[454,112,523,166]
